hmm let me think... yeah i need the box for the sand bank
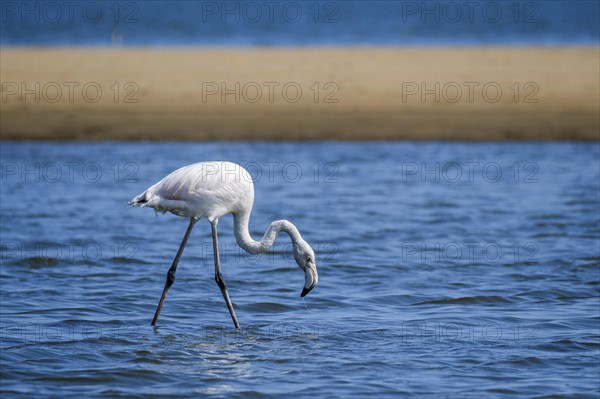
[1,47,598,140]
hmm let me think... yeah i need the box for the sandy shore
[1,47,598,140]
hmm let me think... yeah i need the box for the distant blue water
[1,0,599,46]
[1,142,599,398]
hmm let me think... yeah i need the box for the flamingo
[129,161,318,328]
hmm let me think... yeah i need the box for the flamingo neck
[233,210,302,254]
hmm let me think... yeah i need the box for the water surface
[1,0,599,46]
[1,142,599,397]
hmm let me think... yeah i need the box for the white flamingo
[129,161,318,328]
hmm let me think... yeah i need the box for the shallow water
[1,142,599,398]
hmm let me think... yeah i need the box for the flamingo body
[131,161,253,220]
[130,161,318,328]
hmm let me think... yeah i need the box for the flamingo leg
[211,220,240,329]
[151,217,198,326]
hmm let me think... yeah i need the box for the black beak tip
[301,286,313,297]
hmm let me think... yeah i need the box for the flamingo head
[293,240,318,297]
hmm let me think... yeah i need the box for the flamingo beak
[301,285,314,297]
[300,266,317,297]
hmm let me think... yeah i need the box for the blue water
[1,142,599,398]
[1,0,599,46]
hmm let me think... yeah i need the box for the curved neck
[233,210,303,254]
